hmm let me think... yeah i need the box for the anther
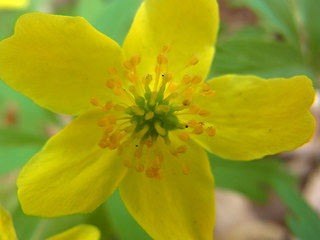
[113,104,126,112]
[106,79,115,89]
[192,126,204,135]
[157,53,168,64]
[154,122,167,136]
[182,163,190,175]
[201,83,211,92]
[127,72,136,83]
[155,105,170,113]
[186,55,199,67]
[123,160,131,168]
[90,96,100,106]
[136,125,149,138]
[190,105,200,114]
[199,109,211,117]
[206,127,216,136]
[130,54,141,66]
[97,118,107,127]
[145,111,155,120]
[182,99,192,107]
[135,163,144,172]
[128,85,139,98]
[182,74,193,85]
[191,75,202,84]
[177,132,190,142]
[131,106,145,116]
[123,60,134,70]
[108,67,118,76]
[102,101,114,112]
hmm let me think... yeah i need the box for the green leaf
[75,0,142,45]
[210,37,315,79]
[230,0,300,43]
[296,0,320,70]
[273,179,320,240]
[210,154,296,202]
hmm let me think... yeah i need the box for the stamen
[186,55,199,67]
[206,126,216,136]
[154,122,167,136]
[177,132,190,142]
[155,105,170,113]
[145,111,155,120]
[191,75,202,84]
[131,106,145,116]
[108,67,118,76]
[136,125,149,138]
[130,54,141,66]
[199,109,211,117]
[90,96,100,106]
[157,53,168,65]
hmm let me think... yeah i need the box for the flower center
[90,46,216,179]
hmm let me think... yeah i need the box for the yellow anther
[145,111,155,120]
[102,101,114,112]
[113,87,122,96]
[188,120,200,128]
[182,98,192,107]
[106,79,115,89]
[90,96,100,106]
[176,145,187,154]
[193,126,204,135]
[135,163,145,172]
[113,104,126,112]
[97,118,107,127]
[182,74,193,85]
[155,64,161,75]
[203,90,216,96]
[157,53,168,64]
[162,45,171,53]
[157,153,164,163]
[106,114,118,124]
[132,106,145,116]
[145,136,153,147]
[206,126,216,136]
[187,55,199,66]
[123,60,134,70]
[178,132,190,142]
[99,139,109,149]
[127,72,136,83]
[130,54,141,66]
[190,105,200,114]
[154,122,167,136]
[167,82,178,92]
[199,109,211,117]
[201,82,211,92]
[123,159,131,168]
[184,87,194,95]
[182,163,190,175]
[104,123,115,134]
[155,105,170,113]
[134,147,143,159]
[136,125,149,138]
[191,75,202,84]
[146,168,155,178]
[108,67,118,76]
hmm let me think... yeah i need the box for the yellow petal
[119,137,215,240]
[0,205,17,240]
[123,0,219,80]
[0,0,28,9]
[191,75,316,160]
[17,110,127,217]
[46,224,100,240]
[0,12,124,116]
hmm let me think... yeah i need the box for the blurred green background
[0,0,319,239]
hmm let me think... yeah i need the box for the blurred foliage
[0,0,320,239]
[211,0,320,85]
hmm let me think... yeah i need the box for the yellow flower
[0,0,315,239]
[0,0,28,9]
[0,205,100,240]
